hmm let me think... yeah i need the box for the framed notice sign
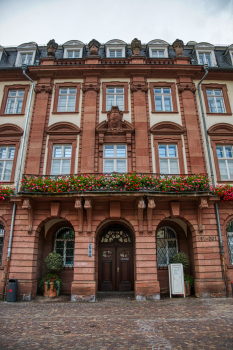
[168,263,185,298]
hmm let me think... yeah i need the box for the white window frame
[15,50,36,66]
[106,46,125,58]
[0,146,15,181]
[148,46,168,58]
[159,144,179,175]
[206,89,226,113]
[57,87,77,112]
[109,49,123,58]
[154,88,173,112]
[196,49,217,67]
[0,50,3,62]
[51,145,72,175]
[103,144,127,173]
[5,90,25,114]
[106,87,124,111]
[54,227,75,267]
[151,49,165,58]
[64,48,82,58]
[216,145,233,180]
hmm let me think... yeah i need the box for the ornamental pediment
[150,121,185,135]
[0,123,23,137]
[96,106,134,135]
[47,122,80,135]
[208,123,233,136]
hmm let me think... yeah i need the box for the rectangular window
[106,87,124,111]
[57,88,77,112]
[159,144,179,174]
[67,50,80,58]
[151,50,165,58]
[109,50,123,58]
[51,145,72,175]
[216,145,233,180]
[5,90,25,114]
[154,88,172,112]
[20,53,33,65]
[0,146,15,181]
[198,52,212,66]
[103,144,127,173]
[206,89,225,113]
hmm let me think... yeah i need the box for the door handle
[117,267,119,272]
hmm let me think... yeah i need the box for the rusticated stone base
[71,281,96,302]
[136,293,160,301]
[135,281,160,300]
[194,278,226,298]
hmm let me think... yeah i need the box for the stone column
[130,78,150,173]
[25,78,53,175]
[80,78,100,173]
[177,79,205,174]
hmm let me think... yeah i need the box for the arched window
[226,221,233,264]
[54,227,75,267]
[99,225,132,243]
[156,226,178,267]
[0,223,5,265]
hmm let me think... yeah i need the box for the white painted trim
[15,50,36,67]
[195,48,217,67]
[0,51,2,61]
[63,47,83,58]
[106,46,125,58]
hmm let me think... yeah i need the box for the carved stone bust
[107,106,123,130]
[88,39,100,55]
[47,39,58,57]
[131,38,141,55]
[172,39,184,57]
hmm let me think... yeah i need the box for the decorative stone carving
[22,199,33,234]
[147,198,156,234]
[107,106,123,130]
[47,39,58,57]
[82,83,100,93]
[84,198,92,233]
[177,84,196,94]
[170,202,180,218]
[138,197,146,234]
[172,39,184,57]
[34,84,53,94]
[198,198,208,233]
[130,83,148,92]
[131,38,141,55]
[75,198,83,234]
[50,202,61,217]
[88,39,100,55]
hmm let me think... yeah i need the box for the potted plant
[171,252,193,296]
[39,252,63,297]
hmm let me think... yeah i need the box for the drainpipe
[2,64,34,299]
[197,64,228,295]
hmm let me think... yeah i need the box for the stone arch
[0,215,10,267]
[221,213,233,265]
[95,217,136,242]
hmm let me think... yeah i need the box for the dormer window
[105,39,126,58]
[15,42,37,67]
[62,40,84,59]
[147,39,169,58]
[195,42,217,67]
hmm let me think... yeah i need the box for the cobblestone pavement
[0,296,233,350]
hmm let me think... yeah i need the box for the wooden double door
[98,244,134,291]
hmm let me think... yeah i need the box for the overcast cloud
[0,0,232,46]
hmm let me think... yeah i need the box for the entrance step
[97,291,135,301]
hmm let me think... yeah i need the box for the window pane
[168,145,177,157]
[116,145,126,157]
[116,159,126,172]
[0,162,3,179]
[104,145,114,157]
[107,88,115,93]
[160,159,169,174]
[51,160,61,175]
[216,97,225,113]
[61,159,71,174]
[225,146,233,158]
[163,88,171,94]
[15,98,23,113]
[199,53,204,64]
[67,95,76,112]
[218,160,228,180]
[64,146,72,158]
[3,161,13,181]
[116,88,123,93]
[152,50,158,57]
[159,145,167,157]
[67,241,74,249]
[109,51,115,57]
[116,51,122,57]
[164,97,172,111]
[170,159,179,174]
[207,97,216,113]
[154,88,161,94]
[206,90,213,96]
[27,54,33,64]
[0,147,7,159]
[216,146,223,158]
[104,159,114,173]
[74,51,80,58]
[68,51,73,58]
[53,146,62,158]
[155,96,163,111]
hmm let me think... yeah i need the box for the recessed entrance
[98,224,134,291]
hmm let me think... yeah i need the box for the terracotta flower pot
[184,281,191,296]
[43,282,57,297]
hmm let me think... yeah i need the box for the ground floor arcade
[0,193,232,301]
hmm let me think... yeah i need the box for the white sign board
[168,263,185,298]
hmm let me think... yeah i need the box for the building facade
[0,38,233,301]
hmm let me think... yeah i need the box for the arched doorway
[98,224,134,292]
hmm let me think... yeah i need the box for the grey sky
[0,0,233,46]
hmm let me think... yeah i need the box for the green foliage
[171,252,189,270]
[184,274,194,287]
[61,230,75,239]
[45,252,63,272]
[0,186,14,202]
[39,273,63,297]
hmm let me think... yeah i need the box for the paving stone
[0,297,233,349]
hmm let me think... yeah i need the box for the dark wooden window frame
[202,83,232,116]
[149,82,178,114]
[102,81,129,113]
[0,84,30,116]
[52,82,81,115]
